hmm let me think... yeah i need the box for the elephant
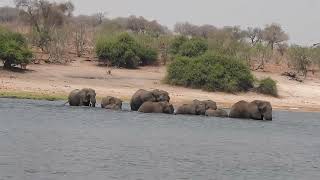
[202,100,217,111]
[68,88,96,107]
[101,96,122,110]
[175,100,207,115]
[138,101,174,114]
[130,89,170,111]
[175,104,197,115]
[205,109,228,118]
[151,89,170,102]
[229,100,272,121]
[189,99,217,115]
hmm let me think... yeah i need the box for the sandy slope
[1,59,320,111]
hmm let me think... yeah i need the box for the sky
[1,0,319,45]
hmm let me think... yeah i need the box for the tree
[74,24,86,57]
[126,16,167,36]
[262,23,289,50]
[174,22,198,37]
[127,15,148,33]
[251,43,272,70]
[288,45,311,78]
[96,32,158,68]
[177,38,208,57]
[169,36,188,55]
[276,43,288,56]
[0,27,33,69]
[94,12,106,25]
[14,0,74,51]
[246,27,263,45]
[0,6,19,22]
[197,24,217,38]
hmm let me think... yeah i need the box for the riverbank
[1,59,320,112]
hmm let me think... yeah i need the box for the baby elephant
[205,109,228,118]
[101,96,123,110]
[138,101,174,114]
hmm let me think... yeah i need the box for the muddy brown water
[0,98,320,180]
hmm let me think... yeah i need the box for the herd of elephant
[67,88,273,121]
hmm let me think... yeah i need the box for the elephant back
[130,89,155,111]
[151,89,170,102]
[229,101,251,119]
[68,89,81,106]
[101,96,123,109]
[175,104,197,115]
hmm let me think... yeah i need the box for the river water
[0,98,320,180]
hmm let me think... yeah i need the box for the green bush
[166,52,254,92]
[169,36,208,57]
[179,38,208,57]
[0,27,33,69]
[96,32,158,68]
[138,47,158,65]
[257,77,278,97]
[169,36,188,55]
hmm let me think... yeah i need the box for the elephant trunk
[263,113,272,121]
[90,97,96,107]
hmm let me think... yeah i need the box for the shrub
[288,45,312,78]
[169,36,208,57]
[166,52,254,92]
[0,27,33,69]
[96,32,158,68]
[257,77,278,97]
[138,47,158,66]
[169,35,188,55]
[178,38,208,57]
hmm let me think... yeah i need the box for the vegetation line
[0,91,67,101]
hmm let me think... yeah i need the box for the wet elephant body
[176,99,217,115]
[138,101,174,114]
[68,88,96,107]
[101,96,123,110]
[229,100,272,121]
[130,89,170,111]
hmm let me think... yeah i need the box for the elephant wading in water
[176,99,217,115]
[130,89,170,111]
[101,96,123,110]
[138,101,174,114]
[229,100,273,121]
[67,88,96,107]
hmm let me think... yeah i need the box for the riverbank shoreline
[1,90,320,113]
[1,60,320,113]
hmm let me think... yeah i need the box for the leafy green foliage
[0,27,33,69]
[169,36,208,57]
[169,36,188,55]
[95,32,158,68]
[257,77,278,97]
[166,52,254,92]
[179,38,208,57]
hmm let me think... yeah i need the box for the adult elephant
[101,96,122,110]
[138,101,174,114]
[192,100,217,115]
[229,100,272,121]
[68,88,96,107]
[130,89,170,111]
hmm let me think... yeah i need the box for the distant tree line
[0,0,319,80]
